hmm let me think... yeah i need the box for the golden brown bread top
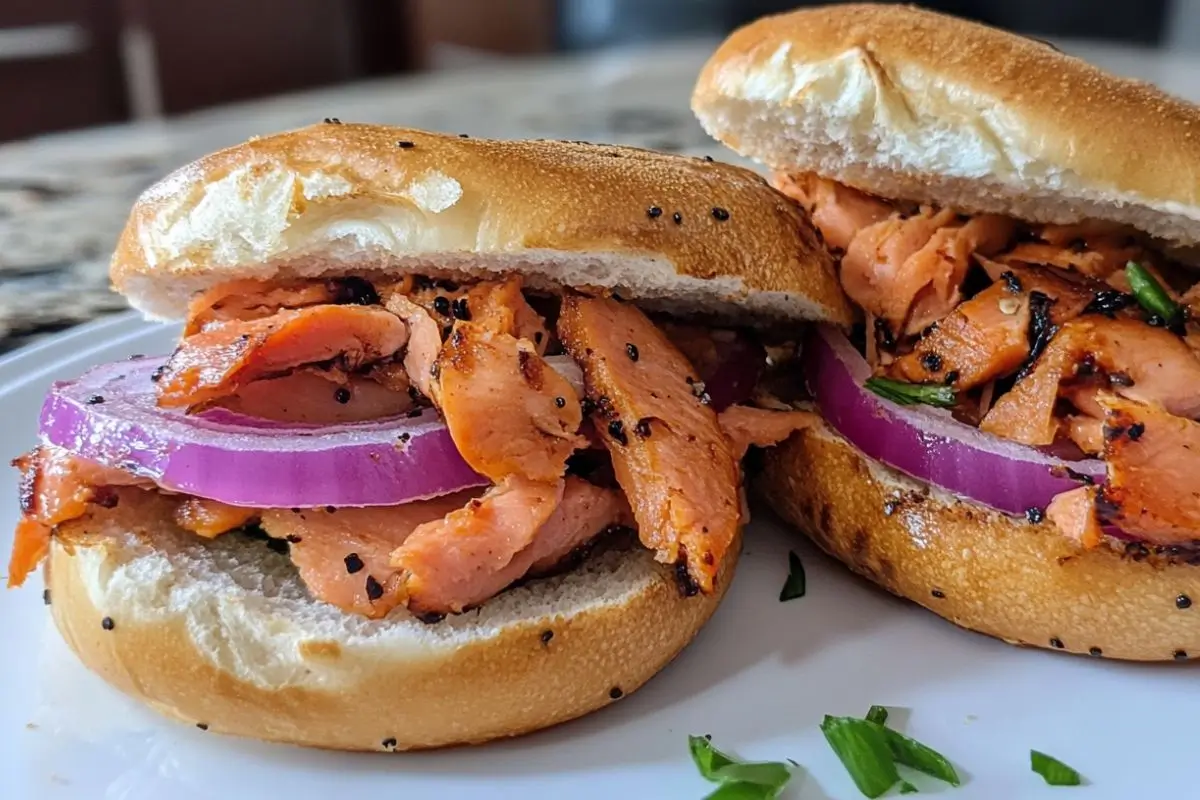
[693,4,1200,247]
[112,123,851,324]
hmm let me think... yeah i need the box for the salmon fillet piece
[1097,395,1200,544]
[260,492,477,619]
[558,295,740,593]
[391,476,627,616]
[8,447,147,587]
[981,317,1200,446]
[215,368,415,423]
[1046,486,1103,549]
[464,277,550,353]
[436,323,584,483]
[184,279,347,335]
[157,305,409,408]
[174,497,258,538]
[719,405,820,460]
[888,264,1094,390]
[772,172,892,253]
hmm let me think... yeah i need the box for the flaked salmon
[558,295,740,592]
[157,305,409,408]
[981,317,1200,447]
[392,476,627,615]
[1046,486,1103,549]
[184,279,346,334]
[8,447,147,587]
[888,265,1094,389]
[719,405,820,460]
[1097,395,1200,544]
[465,277,550,352]
[215,368,415,423]
[436,323,584,482]
[174,497,258,538]
[260,492,477,619]
[772,172,892,253]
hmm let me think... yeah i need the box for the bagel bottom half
[759,418,1200,662]
[44,493,737,750]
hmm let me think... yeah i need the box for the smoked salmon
[718,405,820,460]
[1097,395,1200,545]
[435,323,584,483]
[772,172,892,253]
[184,279,348,334]
[261,492,477,619]
[391,476,627,616]
[215,368,415,423]
[888,264,1094,389]
[157,305,409,408]
[174,497,258,538]
[1045,486,1103,549]
[558,295,740,592]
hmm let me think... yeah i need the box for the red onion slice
[807,326,1103,516]
[38,357,488,507]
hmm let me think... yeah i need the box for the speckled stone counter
[0,38,1196,353]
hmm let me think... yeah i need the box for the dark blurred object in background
[0,0,1172,143]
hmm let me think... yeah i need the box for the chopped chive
[779,551,806,602]
[866,705,889,725]
[899,781,919,794]
[1031,750,1083,786]
[688,735,796,799]
[1125,262,1181,324]
[864,377,957,409]
[820,716,899,798]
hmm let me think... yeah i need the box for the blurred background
[3,0,1200,352]
[3,0,1193,143]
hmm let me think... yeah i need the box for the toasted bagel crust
[46,494,738,750]
[760,419,1200,662]
[692,3,1200,247]
[111,124,850,325]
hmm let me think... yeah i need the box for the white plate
[0,315,1194,800]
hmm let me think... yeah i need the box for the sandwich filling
[778,172,1200,550]
[9,274,812,618]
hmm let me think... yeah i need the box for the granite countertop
[2,38,1198,354]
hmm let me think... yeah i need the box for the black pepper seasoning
[711,207,730,221]
[344,553,365,574]
[451,297,471,321]
[196,723,209,731]
[554,396,566,408]
[1177,594,1193,610]
[1128,422,1146,441]
[608,420,628,445]
[432,296,451,316]
[101,616,115,631]
[323,117,341,124]
[42,589,51,605]
[672,211,683,225]
[333,387,351,404]
[647,206,663,219]
[1050,637,1064,649]
[365,575,384,601]
[999,271,1023,294]
[703,155,714,162]
[1025,507,1046,524]
[150,365,166,382]
[920,352,943,372]
[86,395,105,405]
[634,418,652,439]
[882,500,900,516]
[625,343,639,361]
[609,687,624,700]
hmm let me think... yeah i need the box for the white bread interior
[112,124,851,326]
[692,3,1200,248]
[47,494,737,750]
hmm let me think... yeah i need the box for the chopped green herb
[879,727,960,786]
[779,551,806,602]
[820,716,899,799]
[688,735,796,799]
[1031,750,1083,786]
[899,781,919,794]
[822,713,960,797]
[1125,262,1181,324]
[864,377,957,409]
